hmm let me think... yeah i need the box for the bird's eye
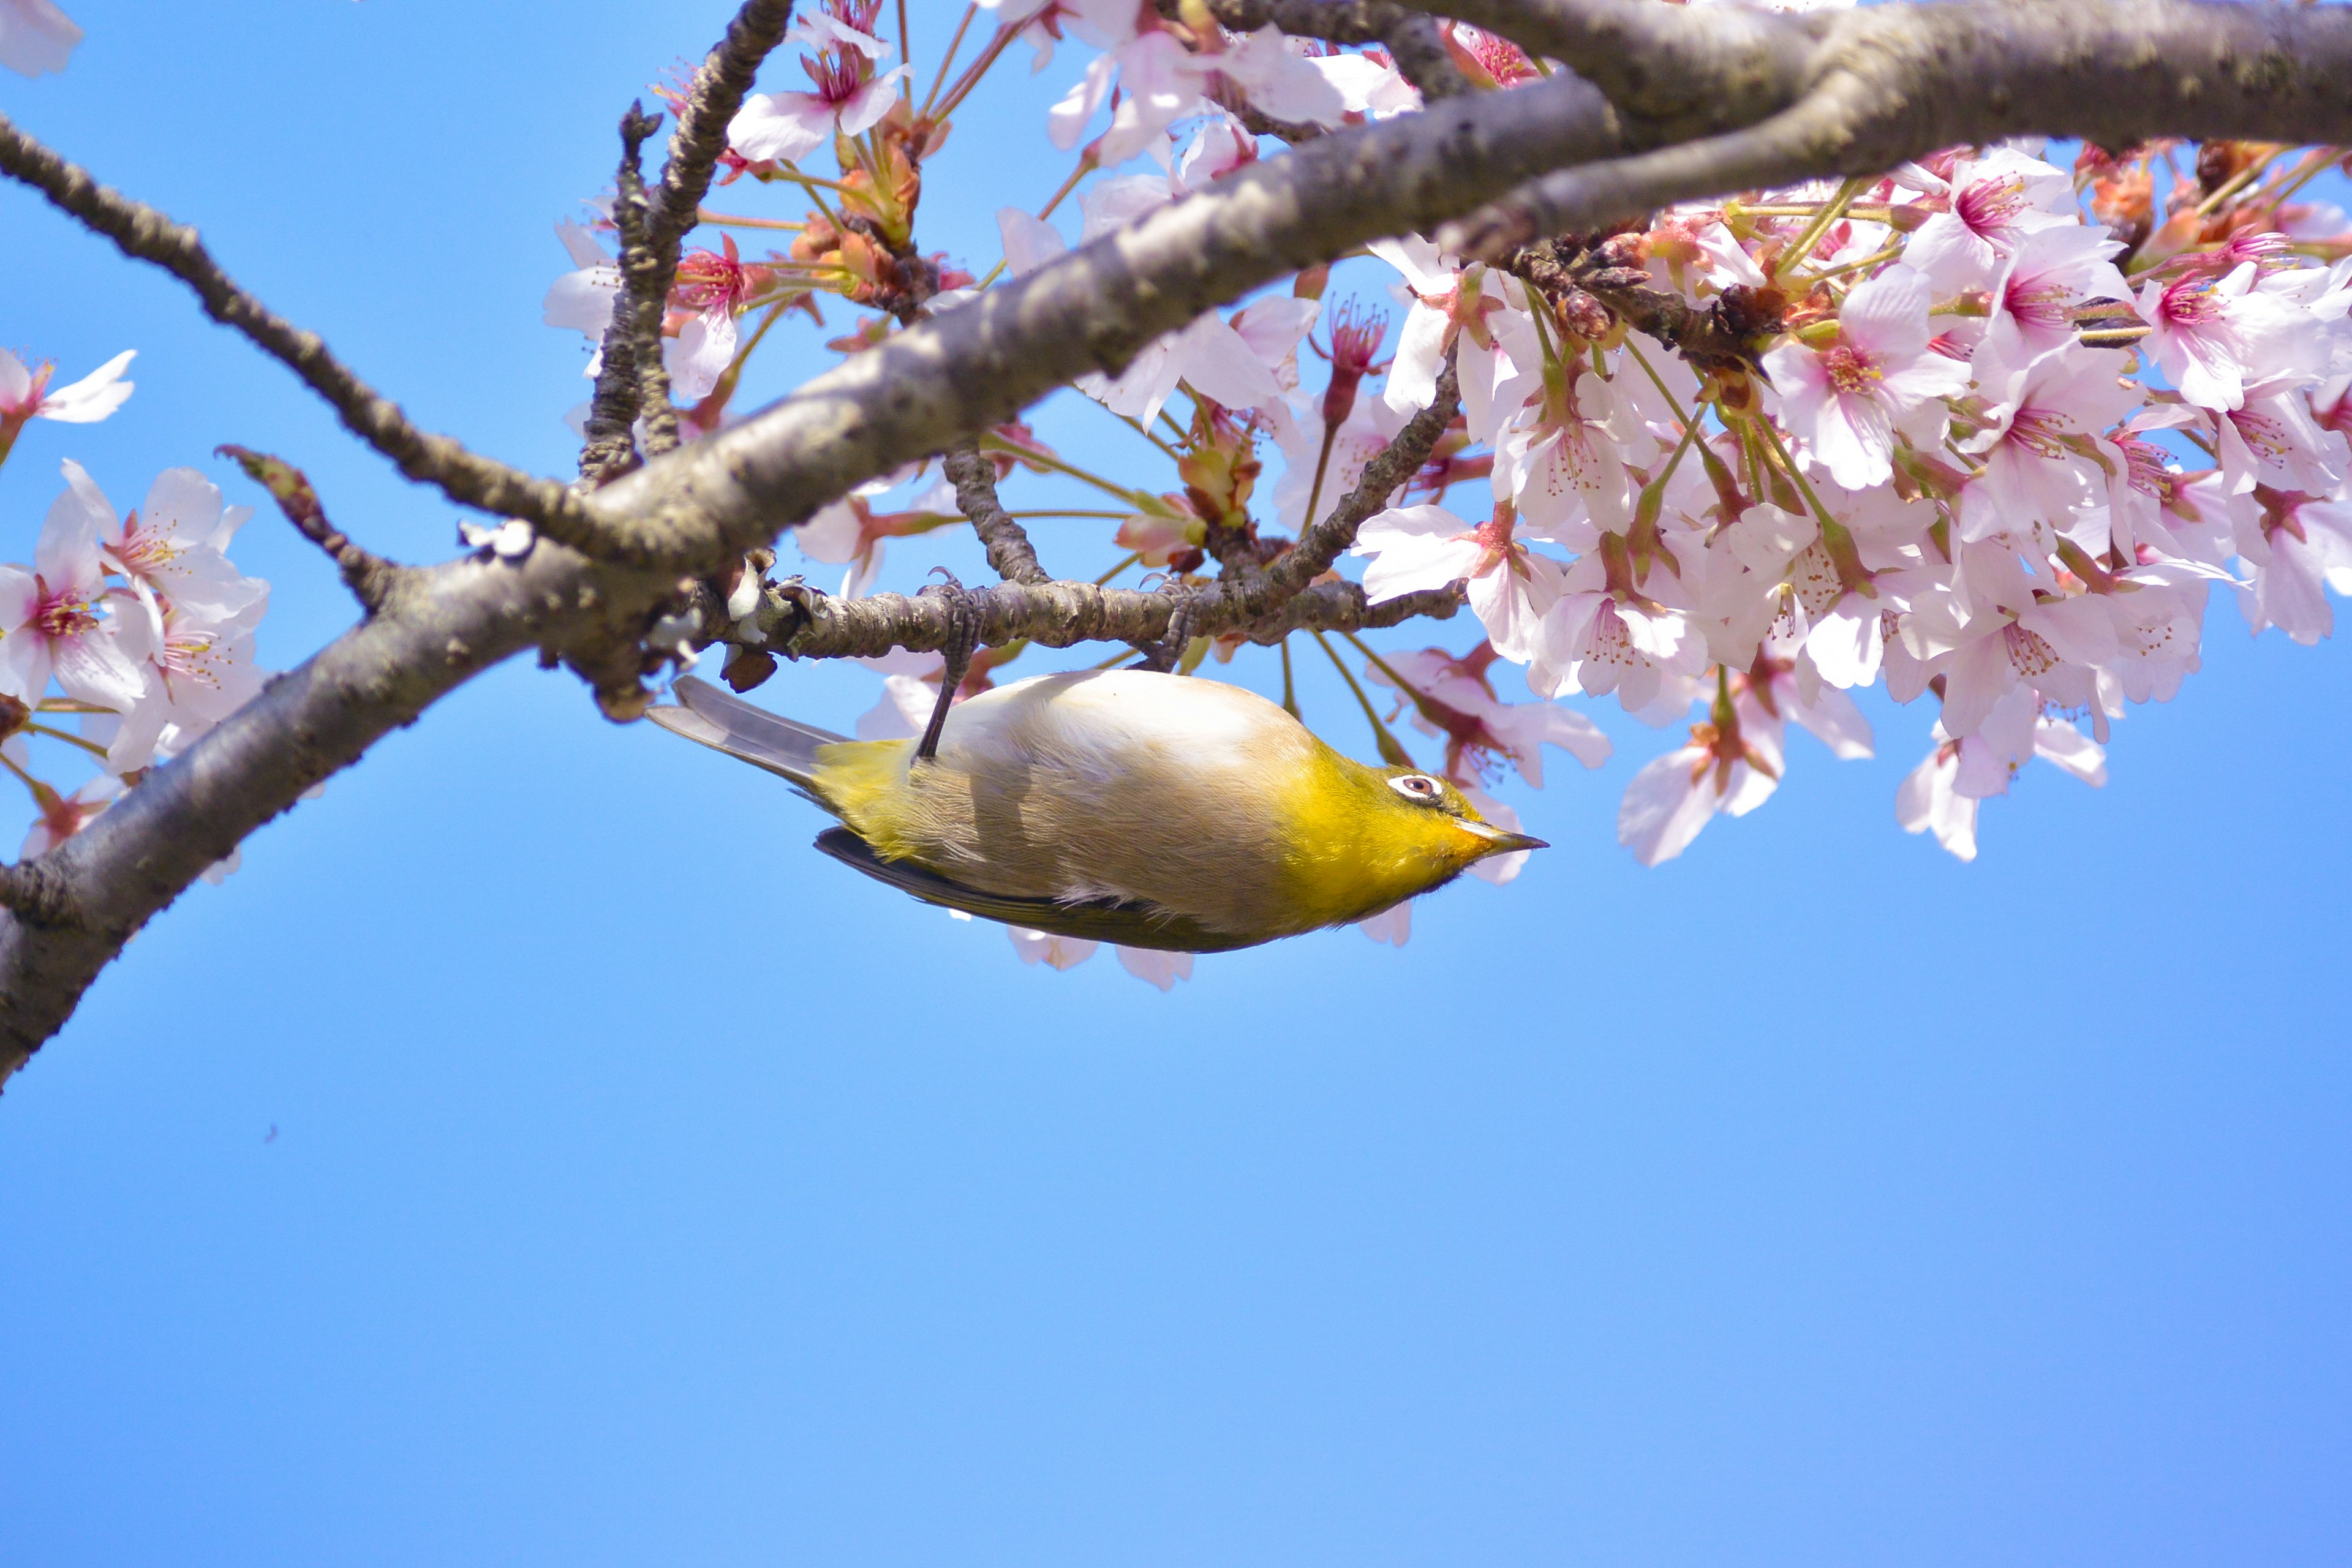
[1389,774,1442,804]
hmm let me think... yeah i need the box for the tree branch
[581,70,1624,573]
[0,111,585,535]
[214,446,406,614]
[1183,0,1470,100]
[944,440,1051,586]
[1411,0,2352,258]
[578,108,673,485]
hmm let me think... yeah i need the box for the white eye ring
[1389,774,1442,803]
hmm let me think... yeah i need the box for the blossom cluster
[535,0,2352,983]
[0,341,273,867]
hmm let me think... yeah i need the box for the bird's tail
[647,675,848,796]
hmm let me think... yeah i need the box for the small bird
[649,669,1545,952]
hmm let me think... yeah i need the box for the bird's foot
[914,568,981,764]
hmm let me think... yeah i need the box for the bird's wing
[647,676,848,796]
[812,828,1268,954]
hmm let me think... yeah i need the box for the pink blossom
[1267,391,1409,530]
[2214,375,2347,498]
[2135,262,2299,413]
[1352,502,1561,663]
[1617,693,1782,867]
[1370,236,1519,418]
[1115,946,1194,989]
[1760,266,1969,489]
[1974,224,2131,375]
[1363,643,1610,786]
[1049,30,1210,166]
[1491,358,1634,548]
[60,463,266,638]
[794,477,959,598]
[1355,900,1412,944]
[729,0,913,165]
[1211,27,1349,129]
[1009,927,1098,970]
[1921,548,2120,739]
[2233,486,2352,646]
[1076,296,1316,428]
[105,591,269,774]
[1904,147,2075,293]
[1534,551,1705,714]
[0,0,80,78]
[1958,345,2138,553]
[1895,740,1978,861]
[0,475,144,710]
[0,347,133,460]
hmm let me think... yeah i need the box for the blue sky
[3,3,2350,1563]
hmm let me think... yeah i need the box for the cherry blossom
[1352,502,1561,663]
[1975,224,2132,376]
[1009,927,1098,970]
[59,463,266,638]
[1075,296,1317,428]
[2233,487,2352,645]
[1534,547,1706,715]
[1116,946,1194,990]
[1363,643,1611,786]
[0,0,79,78]
[1904,147,2076,292]
[1618,690,1784,867]
[0,347,133,461]
[1957,345,2139,552]
[0,475,143,710]
[2135,261,2300,413]
[794,477,958,598]
[729,0,913,165]
[1760,266,1970,490]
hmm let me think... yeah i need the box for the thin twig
[0,110,581,533]
[944,440,1051,584]
[215,447,406,613]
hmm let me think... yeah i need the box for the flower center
[2002,622,2060,677]
[32,581,97,641]
[1821,343,1881,395]
[1956,175,2029,239]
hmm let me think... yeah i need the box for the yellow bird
[649,669,1545,952]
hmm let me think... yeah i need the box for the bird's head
[1365,766,1549,874]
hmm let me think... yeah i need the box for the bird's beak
[1460,820,1548,856]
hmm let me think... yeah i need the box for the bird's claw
[914,568,980,765]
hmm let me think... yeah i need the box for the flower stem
[978,434,1155,507]
[919,4,978,119]
[24,723,111,761]
[1314,630,1415,767]
[1774,175,1872,282]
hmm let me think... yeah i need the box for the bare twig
[214,446,406,614]
[0,111,584,535]
[578,0,801,481]
[944,440,1051,585]
[1258,355,1460,605]
[578,108,671,486]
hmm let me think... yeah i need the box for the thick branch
[0,539,679,1077]
[944,440,1051,586]
[583,70,1625,571]
[0,111,584,535]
